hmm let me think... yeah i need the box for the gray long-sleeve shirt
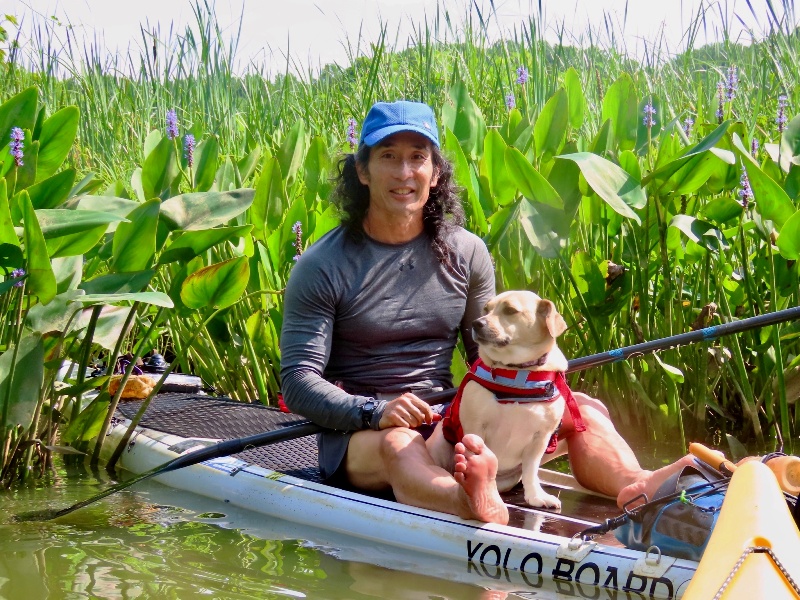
[279,225,495,432]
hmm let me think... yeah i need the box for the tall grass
[3,0,800,459]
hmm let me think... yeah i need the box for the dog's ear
[537,299,568,338]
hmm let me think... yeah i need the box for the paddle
[21,305,800,521]
[16,388,456,521]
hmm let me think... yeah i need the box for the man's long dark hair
[332,142,465,267]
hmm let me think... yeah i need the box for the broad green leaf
[79,270,155,295]
[141,136,179,199]
[112,199,160,272]
[777,209,800,259]
[533,88,568,159]
[35,106,79,181]
[732,135,795,230]
[570,250,606,305]
[24,289,84,333]
[61,392,110,443]
[13,138,39,192]
[518,198,570,258]
[158,225,253,265]
[46,224,108,258]
[277,120,308,187]
[441,78,486,159]
[192,136,219,191]
[0,332,44,431]
[66,195,140,233]
[20,191,56,304]
[505,147,563,208]
[666,151,724,195]
[52,255,83,293]
[34,209,124,238]
[701,197,744,224]
[252,157,286,238]
[0,179,19,246]
[303,136,329,206]
[143,129,162,159]
[27,168,76,209]
[779,114,800,172]
[78,291,174,308]
[310,203,341,243]
[557,153,645,223]
[483,130,515,206]
[445,126,486,235]
[246,310,272,357]
[547,151,582,218]
[160,189,254,231]
[669,215,729,253]
[180,255,250,309]
[591,119,614,155]
[644,121,731,185]
[563,68,585,129]
[0,87,37,145]
[238,144,262,184]
[601,74,638,151]
[214,157,237,191]
[654,354,685,383]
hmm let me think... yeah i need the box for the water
[0,460,535,600]
[0,433,691,600]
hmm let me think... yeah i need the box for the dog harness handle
[442,360,587,447]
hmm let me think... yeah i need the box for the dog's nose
[472,318,486,331]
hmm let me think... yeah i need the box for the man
[280,100,693,525]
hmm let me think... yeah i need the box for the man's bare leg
[345,426,508,525]
[556,392,695,508]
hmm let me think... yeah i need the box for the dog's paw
[525,492,562,511]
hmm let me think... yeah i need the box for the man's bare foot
[454,434,509,525]
[616,455,697,509]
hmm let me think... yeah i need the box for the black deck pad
[116,393,622,543]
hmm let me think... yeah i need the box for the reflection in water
[0,464,519,600]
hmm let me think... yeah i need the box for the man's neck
[363,214,423,244]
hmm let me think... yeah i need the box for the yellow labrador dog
[441,290,585,510]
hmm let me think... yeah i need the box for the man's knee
[572,392,611,420]
[379,427,425,463]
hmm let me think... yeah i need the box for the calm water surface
[0,437,686,600]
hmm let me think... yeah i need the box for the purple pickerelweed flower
[292,221,303,261]
[777,95,789,133]
[751,137,759,158]
[166,109,179,140]
[516,66,528,85]
[738,164,752,208]
[183,134,195,168]
[505,92,516,110]
[716,82,725,124]
[346,118,358,150]
[10,267,25,287]
[725,66,738,101]
[683,116,694,138]
[9,127,24,167]
[643,98,656,128]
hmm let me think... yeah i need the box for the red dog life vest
[442,359,586,453]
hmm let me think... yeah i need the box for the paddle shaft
[566,305,800,372]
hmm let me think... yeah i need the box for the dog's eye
[503,305,519,316]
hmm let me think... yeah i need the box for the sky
[4,0,792,76]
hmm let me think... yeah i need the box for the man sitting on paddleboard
[279,100,693,525]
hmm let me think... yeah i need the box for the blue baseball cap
[359,101,440,148]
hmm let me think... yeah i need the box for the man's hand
[378,392,442,429]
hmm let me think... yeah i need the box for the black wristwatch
[361,399,376,429]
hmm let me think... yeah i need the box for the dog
[441,290,585,509]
